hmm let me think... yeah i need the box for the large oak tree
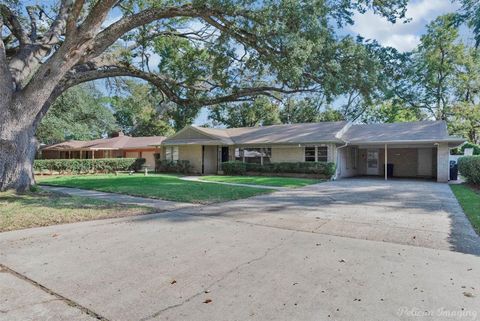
[0,0,407,191]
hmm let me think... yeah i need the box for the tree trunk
[0,100,38,192]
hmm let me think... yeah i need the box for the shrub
[33,158,145,175]
[458,156,480,184]
[223,161,336,178]
[156,160,193,174]
[245,162,336,177]
[222,161,247,175]
[462,142,480,155]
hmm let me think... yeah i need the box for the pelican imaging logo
[397,307,478,319]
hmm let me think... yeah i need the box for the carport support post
[384,144,388,181]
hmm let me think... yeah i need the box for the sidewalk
[179,176,288,190]
[41,186,199,211]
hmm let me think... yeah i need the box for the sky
[346,0,460,52]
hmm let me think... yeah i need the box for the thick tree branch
[0,17,13,95]
[0,4,29,45]
[66,0,85,35]
[57,64,307,109]
[84,4,216,61]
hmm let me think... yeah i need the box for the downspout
[334,141,349,180]
[334,121,352,180]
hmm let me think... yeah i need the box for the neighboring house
[40,132,165,169]
[160,121,465,182]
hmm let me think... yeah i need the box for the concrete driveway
[1,178,479,321]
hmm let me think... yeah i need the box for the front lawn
[38,174,271,204]
[450,184,480,234]
[200,175,324,188]
[0,190,154,232]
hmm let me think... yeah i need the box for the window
[165,146,179,161]
[305,147,316,162]
[234,148,271,164]
[317,146,328,162]
[305,146,328,162]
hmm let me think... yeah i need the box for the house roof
[42,135,166,151]
[163,121,349,145]
[343,121,464,144]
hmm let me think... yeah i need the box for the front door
[221,146,229,162]
[366,149,379,175]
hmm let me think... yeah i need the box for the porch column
[436,142,449,182]
[92,150,95,160]
[384,143,388,181]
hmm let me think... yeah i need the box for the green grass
[450,184,480,235]
[0,190,154,232]
[38,174,271,204]
[200,175,324,188]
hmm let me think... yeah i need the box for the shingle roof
[185,121,348,145]
[42,135,166,150]
[342,121,463,143]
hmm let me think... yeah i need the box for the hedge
[156,160,193,174]
[34,158,145,175]
[222,161,336,178]
[458,156,480,184]
[451,142,480,156]
[222,161,247,175]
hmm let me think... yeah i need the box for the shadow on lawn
[0,193,125,210]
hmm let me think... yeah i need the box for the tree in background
[209,97,280,128]
[279,97,344,123]
[36,84,117,145]
[359,101,421,124]
[110,81,174,137]
[450,103,480,144]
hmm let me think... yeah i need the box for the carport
[337,122,465,182]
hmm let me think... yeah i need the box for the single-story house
[160,120,465,182]
[40,131,165,169]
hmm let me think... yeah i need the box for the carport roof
[342,121,465,145]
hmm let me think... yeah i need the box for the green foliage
[209,97,281,128]
[222,161,335,178]
[222,161,247,175]
[34,158,145,175]
[110,81,174,137]
[360,101,420,123]
[156,160,193,174]
[458,156,480,184]
[450,103,480,145]
[460,143,480,155]
[279,98,345,123]
[244,162,336,178]
[457,0,480,48]
[36,84,117,145]
[450,184,480,234]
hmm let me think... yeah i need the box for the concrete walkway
[179,176,288,190]
[41,185,198,211]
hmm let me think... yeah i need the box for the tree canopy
[36,83,117,144]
